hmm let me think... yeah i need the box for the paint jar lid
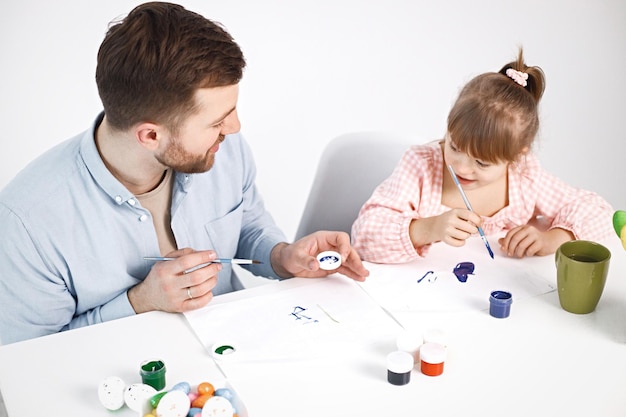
[396,330,422,355]
[317,251,342,270]
[419,342,446,364]
[490,290,513,305]
[386,350,414,374]
[423,328,447,347]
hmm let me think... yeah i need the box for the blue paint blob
[453,262,475,283]
[417,270,434,283]
[320,254,339,263]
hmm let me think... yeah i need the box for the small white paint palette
[317,251,342,270]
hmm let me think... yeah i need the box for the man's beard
[156,135,224,173]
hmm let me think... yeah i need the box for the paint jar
[386,351,414,386]
[423,328,447,348]
[139,359,166,391]
[396,330,421,362]
[489,290,513,319]
[419,342,446,377]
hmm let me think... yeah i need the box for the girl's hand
[410,208,483,248]
[499,226,574,257]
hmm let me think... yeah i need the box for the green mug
[555,240,611,314]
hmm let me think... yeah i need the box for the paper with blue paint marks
[184,275,402,364]
[358,235,555,313]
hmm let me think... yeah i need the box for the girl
[351,49,614,262]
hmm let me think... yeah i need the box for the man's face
[156,84,241,173]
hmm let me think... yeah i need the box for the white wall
[1,0,625,242]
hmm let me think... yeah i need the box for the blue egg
[171,381,191,394]
[213,387,237,413]
[187,407,202,417]
[214,387,234,402]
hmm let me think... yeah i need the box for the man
[0,2,369,344]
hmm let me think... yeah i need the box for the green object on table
[140,359,166,391]
[613,210,626,250]
[555,240,611,314]
[612,210,626,236]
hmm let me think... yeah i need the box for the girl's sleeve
[526,158,614,241]
[351,147,435,263]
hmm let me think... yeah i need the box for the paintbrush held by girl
[351,48,614,263]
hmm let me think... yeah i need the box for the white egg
[124,383,157,412]
[201,395,234,417]
[97,376,126,410]
[156,390,191,417]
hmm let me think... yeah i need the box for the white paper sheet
[184,275,403,364]
[359,236,556,313]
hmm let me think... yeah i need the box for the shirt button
[139,214,148,222]
[128,199,136,206]
[115,195,122,203]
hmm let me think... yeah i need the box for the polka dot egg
[124,383,157,413]
[97,376,126,410]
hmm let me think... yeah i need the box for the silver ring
[187,287,193,300]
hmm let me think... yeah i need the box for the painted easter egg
[191,393,214,409]
[97,376,126,410]
[171,381,191,394]
[188,407,203,417]
[197,382,215,396]
[201,395,234,417]
[124,383,157,413]
[156,389,191,417]
[213,387,235,402]
[149,391,168,409]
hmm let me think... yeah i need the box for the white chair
[295,131,411,240]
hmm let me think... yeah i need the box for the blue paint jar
[489,290,513,318]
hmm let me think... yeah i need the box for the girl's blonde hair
[447,48,545,163]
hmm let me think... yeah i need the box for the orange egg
[191,393,213,408]
[197,382,215,396]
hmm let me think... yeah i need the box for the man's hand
[270,231,369,282]
[128,248,220,314]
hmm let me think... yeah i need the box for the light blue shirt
[0,114,287,344]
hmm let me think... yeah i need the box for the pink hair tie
[505,68,528,87]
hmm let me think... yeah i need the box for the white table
[0,312,242,416]
[1,237,625,417]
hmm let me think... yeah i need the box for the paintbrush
[446,164,495,259]
[144,256,263,273]
[144,256,262,264]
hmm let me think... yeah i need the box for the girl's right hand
[410,209,483,248]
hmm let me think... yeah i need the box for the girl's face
[443,134,508,190]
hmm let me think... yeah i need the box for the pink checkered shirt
[351,141,614,263]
